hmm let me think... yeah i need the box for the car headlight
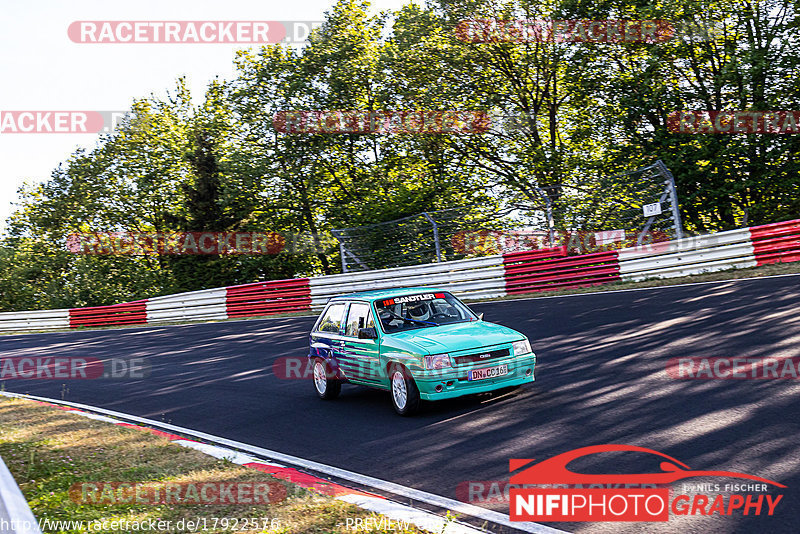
[512,339,532,356]
[423,353,452,370]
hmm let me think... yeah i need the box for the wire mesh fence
[332,160,683,272]
[546,160,683,243]
[331,206,528,272]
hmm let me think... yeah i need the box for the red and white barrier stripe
[503,247,620,294]
[70,300,148,328]
[226,278,311,318]
[1,219,798,332]
[750,220,800,265]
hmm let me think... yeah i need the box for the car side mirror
[358,327,378,339]
[477,313,484,321]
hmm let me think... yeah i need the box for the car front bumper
[415,354,536,401]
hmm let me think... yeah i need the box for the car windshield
[374,292,477,333]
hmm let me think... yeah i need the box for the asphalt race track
[3,275,800,533]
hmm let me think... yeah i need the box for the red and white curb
[0,391,566,534]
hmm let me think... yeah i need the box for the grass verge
[0,397,438,533]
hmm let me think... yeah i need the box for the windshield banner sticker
[380,293,446,306]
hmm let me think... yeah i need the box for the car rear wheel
[313,358,341,400]
[389,365,420,416]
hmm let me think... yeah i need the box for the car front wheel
[389,365,420,416]
[313,358,341,400]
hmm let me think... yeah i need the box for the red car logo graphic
[509,444,785,487]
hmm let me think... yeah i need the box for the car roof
[330,287,446,302]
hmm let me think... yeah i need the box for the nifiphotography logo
[509,445,785,522]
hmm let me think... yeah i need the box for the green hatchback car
[308,288,536,415]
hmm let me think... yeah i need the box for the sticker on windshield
[381,293,445,306]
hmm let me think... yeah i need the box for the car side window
[344,302,375,337]
[315,303,347,334]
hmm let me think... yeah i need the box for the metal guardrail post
[0,455,41,534]
[656,159,685,240]
[638,189,672,246]
[338,242,348,273]
[330,229,349,273]
[422,212,442,263]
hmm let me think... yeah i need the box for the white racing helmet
[406,301,432,321]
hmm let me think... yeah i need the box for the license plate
[468,364,509,381]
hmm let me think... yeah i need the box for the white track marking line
[0,391,568,534]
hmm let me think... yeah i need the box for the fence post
[656,160,684,240]
[331,230,349,272]
[422,212,442,263]
[338,242,348,273]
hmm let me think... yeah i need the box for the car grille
[453,348,510,365]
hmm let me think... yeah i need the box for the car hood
[388,321,524,354]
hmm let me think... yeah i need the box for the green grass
[0,397,437,533]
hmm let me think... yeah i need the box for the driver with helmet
[406,301,432,322]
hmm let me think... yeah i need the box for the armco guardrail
[0,309,69,332]
[0,218,798,333]
[146,288,228,323]
[750,220,800,265]
[69,300,148,328]
[617,228,756,281]
[226,278,311,318]
[308,255,506,309]
[504,247,620,294]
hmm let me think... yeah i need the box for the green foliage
[1,0,798,310]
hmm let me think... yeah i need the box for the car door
[310,302,348,377]
[340,302,382,385]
